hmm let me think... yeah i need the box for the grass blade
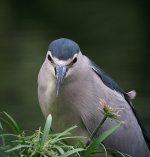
[40,114,52,146]
[81,122,121,157]
[59,148,84,157]
[51,126,77,143]
[3,112,21,134]
[5,145,30,152]
[53,145,65,154]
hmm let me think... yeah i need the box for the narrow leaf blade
[41,114,52,146]
[59,148,84,157]
[3,112,21,134]
[82,122,121,157]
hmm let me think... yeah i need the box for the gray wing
[90,61,150,150]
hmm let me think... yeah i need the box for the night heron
[38,38,150,156]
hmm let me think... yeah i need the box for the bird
[38,38,150,157]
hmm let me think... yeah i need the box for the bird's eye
[72,57,77,64]
[47,54,53,63]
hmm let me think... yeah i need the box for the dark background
[0,0,150,132]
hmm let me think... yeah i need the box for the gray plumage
[48,38,80,60]
[38,38,150,157]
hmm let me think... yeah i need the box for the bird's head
[45,38,81,96]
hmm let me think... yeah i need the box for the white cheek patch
[53,58,72,65]
[47,51,78,65]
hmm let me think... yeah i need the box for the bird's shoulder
[88,59,137,106]
[89,60,125,95]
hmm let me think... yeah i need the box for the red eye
[72,57,77,64]
[48,55,53,63]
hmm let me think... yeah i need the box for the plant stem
[86,115,107,146]
[90,115,107,140]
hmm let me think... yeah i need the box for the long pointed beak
[55,65,67,96]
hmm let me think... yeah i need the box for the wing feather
[90,60,150,149]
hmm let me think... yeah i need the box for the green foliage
[40,114,52,147]
[0,111,21,134]
[0,112,84,157]
[0,110,130,157]
[81,122,121,157]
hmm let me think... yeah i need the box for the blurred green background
[0,0,149,132]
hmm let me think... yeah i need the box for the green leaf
[51,126,77,143]
[0,122,3,130]
[3,112,21,134]
[0,133,19,136]
[59,148,84,157]
[5,145,30,152]
[81,122,121,157]
[41,114,52,146]
[53,145,65,154]
[52,136,85,143]
[75,137,85,148]
[99,143,107,157]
